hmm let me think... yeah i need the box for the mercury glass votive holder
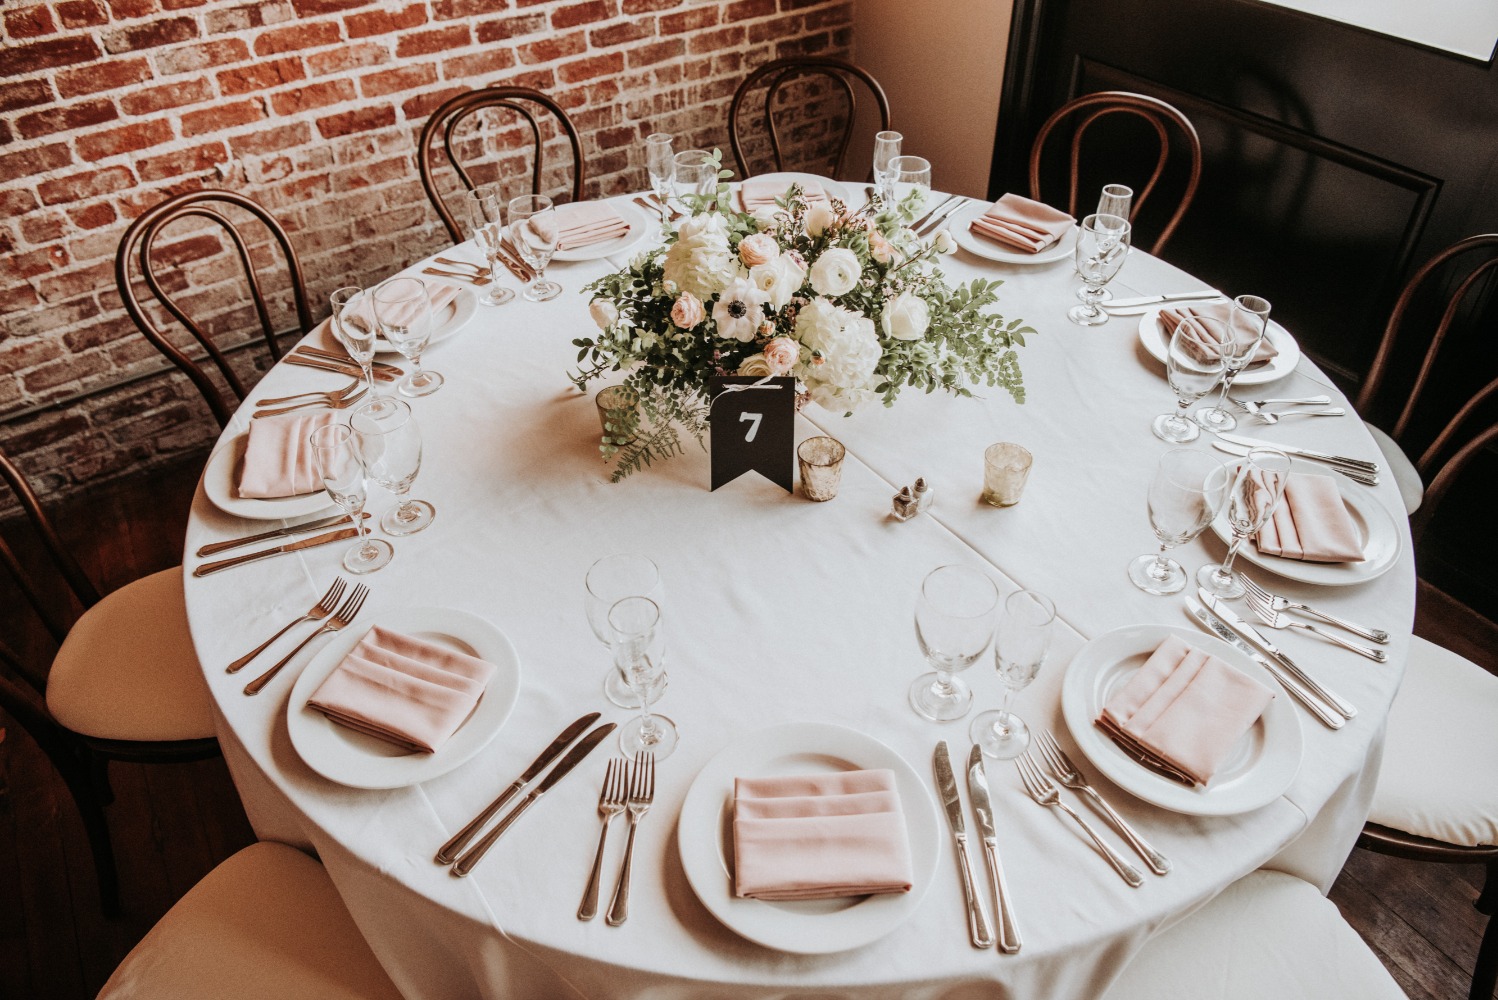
[595,386,639,442]
[798,436,846,501]
[982,443,1033,507]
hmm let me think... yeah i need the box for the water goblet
[608,596,677,760]
[507,195,562,302]
[970,590,1056,758]
[645,133,674,227]
[585,554,665,708]
[1195,294,1272,432]
[373,277,443,397]
[672,149,717,204]
[329,285,388,413]
[1088,185,1133,302]
[1068,213,1131,326]
[1197,447,1291,599]
[889,154,932,215]
[872,130,903,205]
[1128,450,1230,595]
[463,185,517,307]
[909,564,999,723]
[350,397,434,536]
[1152,321,1229,443]
[309,423,392,575]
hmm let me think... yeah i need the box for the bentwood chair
[0,447,217,917]
[1028,91,1202,256]
[115,190,315,428]
[728,57,890,181]
[418,86,586,244]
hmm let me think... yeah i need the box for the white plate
[325,284,478,355]
[676,722,939,954]
[949,199,1078,265]
[1138,307,1301,385]
[735,172,852,212]
[286,607,521,790]
[1060,624,1303,816]
[1210,469,1402,586]
[551,200,650,262]
[202,434,339,521]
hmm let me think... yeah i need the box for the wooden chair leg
[1474,861,1498,1000]
[58,761,121,918]
[90,753,114,806]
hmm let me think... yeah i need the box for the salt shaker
[912,477,932,513]
[891,486,918,521]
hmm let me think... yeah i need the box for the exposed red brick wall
[0,0,853,500]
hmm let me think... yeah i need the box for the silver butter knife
[1104,290,1222,309]
[967,744,1021,954]
[1215,431,1380,474]
[193,527,361,576]
[1210,440,1379,486]
[908,193,959,232]
[915,196,967,237]
[934,741,994,949]
[195,513,362,557]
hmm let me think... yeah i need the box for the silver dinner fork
[258,380,365,407]
[1034,731,1171,876]
[606,753,655,926]
[254,385,369,417]
[1228,395,1331,414]
[1244,591,1387,662]
[578,759,628,921]
[1240,575,1389,644]
[243,584,370,695]
[226,577,347,673]
[1015,753,1143,887]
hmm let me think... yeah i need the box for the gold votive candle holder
[982,442,1032,507]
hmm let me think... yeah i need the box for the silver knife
[1210,440,1380,486]
[934,741,994,949]
[908,192,958,232]
[195,513,363,557]
[1198,588,1358,721]
[914,196,967,237]
[285,355,399,382]
[1185,596,1346,730]
[966,745,1021,954]
[192,527,361,576]
[1103,290,1221,309]
[1215,431,1379,474]
[452,722,617,877]
[435,712,602,864]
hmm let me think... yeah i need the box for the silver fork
[1245,591,1387,662]
[606,753,655,926]
[578,759,628,921]
[1015,753,1143,887]
[1241,575,1389,644]
[1034,731,1171,876]
[421,266,491,285]
[1229,395,1331,414]
[254,385,369,417]
[1251,408,1345,424]
[243,584,370,695]
[226,577,347,673]
[258,380,364,407]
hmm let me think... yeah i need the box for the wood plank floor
[0,455,1493,999]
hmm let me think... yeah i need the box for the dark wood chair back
[1028,91,1202,255]
[728,57,890,181]
[0,447,99,648]
[115,190,313,428]
[418,87,586,245]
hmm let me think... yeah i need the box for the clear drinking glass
[351,397,434,536]
[373,277,443,397]
[872,130,903,205]
[672,149,717,203]
[1195,295,1272,432]
[1153,321,1229,443]
[1088,185,1133,302]
[645,133,674,227]
[585,554,665,708]
[463,185,517,307]
[608,596,677,760]
[889,154,932,213]
[970,590,1056,758]
[1128,450,1229,595]
[1069,213,1131,326]
[909,565,999,722]
[309,423,392,575]
[1197,447,1291,599]
[330,285,388,414]
[507,194,561,302]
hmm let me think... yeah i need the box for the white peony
[797,303,882,412]
[882,290,930,341]
[662,213,737,301]
[712,277,766,342]
[809,247,861,297]
[749,253,806,311]
[589,299,618,330]
[804,203,836,237]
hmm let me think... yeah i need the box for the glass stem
[1211,369,1240,413]
[1152,543,1172,577]
[361,361,377,399]
[932,668,955,698]
[1218,535,1246,580]
[636,686,658,740]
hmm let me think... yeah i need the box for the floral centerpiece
[571,152,1034,480]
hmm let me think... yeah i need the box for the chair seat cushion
[97,841,402,1000]
[1369,635,1498,847]
[1364,420,1423,515]
[46,567,215,742]
[1104,870,1406,999]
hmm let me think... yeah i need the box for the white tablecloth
[182,195,1414,999]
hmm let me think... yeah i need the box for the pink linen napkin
[237,411,337,499]
[1253,470,1365,563]
[556,202,631,251]
[1097,635,1275,786]
[968,193,1074,253]
[732,769,914,901]
[305,625,496,753]
[1159,302,1279,366]
[346,283,463,333]
[740,177,828,211]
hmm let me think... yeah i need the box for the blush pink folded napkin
[740,177,828,211]
[305,625,496,753]
[968,193,1074,253]
[1253,470,1365,563]
[732,769,914,901]
[1159,302,1279,366]
[556,202,631,250]
[237,411,337,499]
[1097,635,1275,786]
[345,283,463,333]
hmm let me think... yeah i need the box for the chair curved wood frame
[418,87,587,245]
[1028,91,1203,255]
[115,190,314,428]
[728,57,891,181]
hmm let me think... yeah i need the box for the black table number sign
[708,376,795,493]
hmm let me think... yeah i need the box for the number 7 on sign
[739,412,762,442]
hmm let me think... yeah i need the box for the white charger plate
[202,434,339,521]
[735,172,852,213]
[676,722,939,954]
[286,607,521,789]
[1138,306,1301,385]
[1060,624,1303,816]
[551,200,650,262]
[949,199,1078,265]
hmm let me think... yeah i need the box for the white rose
[589,299,618,330]
[933,229,956,254]
[751,206,784,230]
[712,277,767,342]
[804,203,836,237]
[809,247,861,297]
[882,291,930,341]
[749,253,806,311]
[662,212,737,300]
[737,353,773,377]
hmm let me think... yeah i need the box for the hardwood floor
[0,456,1494,999]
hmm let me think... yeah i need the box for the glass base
[359,394,400,419]
[908,673,973,722]
[399,370,444,397]
[1151,412,1201,443]
[619,714,677,760]
[381,499,435,536]
[524,280,562,302]
[1129,553,1186,595]
[604,668,667,708]
[970,709,1029,759]
[481,286,516,306]
[1194,405,1237,432]
[343,537,393,575]
[1067,303,1109,326]
[1196,562,1245,599]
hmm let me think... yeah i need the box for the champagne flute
[608,596,677,760]
[645,133,674,228]
[1128,450,1230,595]
[872,130,902,206]
[329,286,388,415]
[1068,213,1131,326]
[672,149,716,204]
[1153,320,1228,443]
[507,195,561,302]
[309,423,392,575]
[889,154,932,215]
[463,185,517,307]
[970,590,1055,758]
[1089,185,1133,302]
[909,564,999,722]
[350,397,434,536]
[1197,447,1291,599]
[373,277,443,397]
[584,554,665,708]
[1195,294,1272,432]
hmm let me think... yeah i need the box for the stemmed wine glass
[970,590,1056,758]
[1069,213,1131,326]
[909,565,999,722]
[1089,185,1132,302]
[1128,449,1230,595]
[1197,447,1291,599]
[1153,320,1229,443]
[330,286,388,415]
[872,130,902,205]
[584,554,665,708]
[608,596,677,760]
[672,149,716,203]
[1195,294,1272,432]
[645,133,674,229]
[889,154,932,214]
[373,277,443,397]
[507,195,561,302]
[308,423,392,575]
[350,397,434,536]
[463,185,517,307]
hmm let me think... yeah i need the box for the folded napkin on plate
[237,411,337,499]
[305,625,496,753]
[740,177,828,211]
[968,193,1074,253]
[1252,470,1364,563]
[732,769,914,901]
[557,202,631,250]
[1096,635,1274,786]
[342,284,463,334]
[1159,302,1279,366]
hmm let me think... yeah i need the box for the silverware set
[1244,588,1388,662]
[193,524,365,576]
[284,347,402,382]
[602,753,655,926]
[1208,431,1380,486]
[243,582,369,695]
[423,258,491,285]
[1033,731,1171,876]
[1100,290,1227,316]
[913,194,967,237]
[1015,751,1145,887]
[254,380,369,417]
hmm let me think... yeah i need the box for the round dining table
[181,187,1414,999]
